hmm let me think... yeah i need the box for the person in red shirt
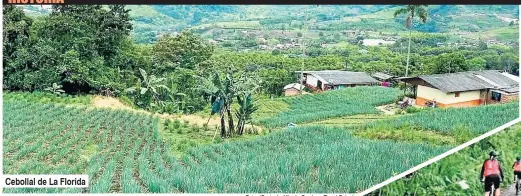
[513,157,521,190]
[480,151,504,196]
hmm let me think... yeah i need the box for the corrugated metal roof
[473,70,518,88]
[372,72,394,80]
[498,86,519,93]
[303,70,379,85]
[417,70,519,93]
[283,83,304,90]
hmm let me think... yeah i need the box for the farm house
[398,70,519,108]
[283,83,304,96]
[298,70,379,92]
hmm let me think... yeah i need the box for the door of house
[317,80,323,90]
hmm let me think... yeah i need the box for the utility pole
[299,5,308,95]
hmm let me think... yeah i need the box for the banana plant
[236,93,258,135]
[125,68,169,108]
[44,83,65,95]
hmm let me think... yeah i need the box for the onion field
[366,101,519,135]
[260,86,399,127]
[4,99,447,193]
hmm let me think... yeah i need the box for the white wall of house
[417,85,481,104]
[306,74,319,87]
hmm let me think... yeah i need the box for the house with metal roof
[283,83,304,96]
[397,70,519,108]
[298,70,379,92]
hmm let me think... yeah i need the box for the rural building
[372,72,395,87]
[299,70,379,91]
[283,83,304,96]
[398,70,519,108]
[372,72,394,82]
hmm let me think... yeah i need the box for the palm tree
[394,5,428,77]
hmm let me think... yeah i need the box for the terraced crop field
[259,86,399,127]
[366,101,519,135]
[4,87,518,194]
[4,99,447,193]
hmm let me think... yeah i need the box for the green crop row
[366,101,519,135]
[3,91,92,105]
[4,99,447,193]
[259,86,399,127]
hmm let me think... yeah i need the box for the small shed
[283,83,304,96]
[372,72,396,87]
[372,72,394,81]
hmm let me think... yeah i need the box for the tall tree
[432,53,467,74]
[3,5,33,90]
[498,52,518,74]
[152,31,214,72]
[394,5,428,77]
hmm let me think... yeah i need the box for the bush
[405,107,421,114]
[394,94,405,103]
[119,95,135,107]
[173,119,181,129]
[395,109,405,115]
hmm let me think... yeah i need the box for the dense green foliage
[3,101,449,193]
[367,101,519,135]
[260,86,399,127]
[377,125,521,195]
[3,5,134,94]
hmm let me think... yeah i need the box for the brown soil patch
[92,95,131,110]
[91,96,264,133]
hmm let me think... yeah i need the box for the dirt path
[92,95,131,109]
[91,96,263,133]
[375,104,396,115]
[501,183,518,196]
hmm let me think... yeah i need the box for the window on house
[455,92,460,97]
[491,91,501,101]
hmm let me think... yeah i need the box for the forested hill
[21,5,519,44]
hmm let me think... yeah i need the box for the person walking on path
[480,151,505,196]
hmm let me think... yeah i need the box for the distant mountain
[17,5,520,44]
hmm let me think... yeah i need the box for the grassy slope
[3,90,517,193]
[3,97,448,193]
